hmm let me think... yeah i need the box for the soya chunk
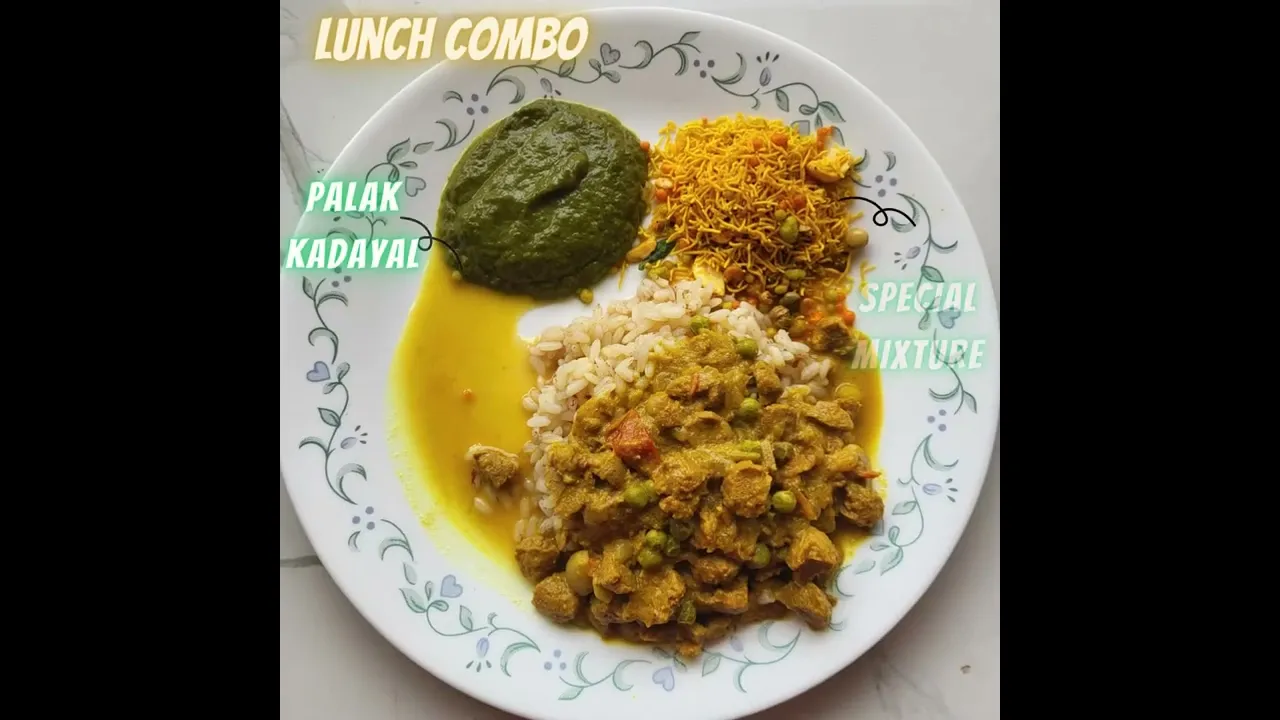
[824,444,868,475]
[466,444,521,489]
[721,461,772,518]
[758,403,799,440]
[593,539,637,595]
[586,451,629,487]
[838,483,884,529]
[666,367,722,403]
[588,595,627,633]
[752,360,783,399]
[641,391,685,428]
[515,533,560,582]
[774,581,833,629]
[622,566,686,627]
[689,554,741,586]
[785,526,840,583]
[680,411,735,445]
[571,394,616,449]
[651,448,721,497]
[532,573,581,623]
[694,498,760,561]
[692,576,749,615]
[802,401,855,431]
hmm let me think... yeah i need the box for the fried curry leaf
[641,238,676,267]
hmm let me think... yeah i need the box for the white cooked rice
[514,276,836,539]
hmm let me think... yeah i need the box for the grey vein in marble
[279,3,333,211]
[279,98,315,212]
[281,554,322,568]
[871,648,957,720]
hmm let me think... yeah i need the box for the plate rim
[280,6,1000,718]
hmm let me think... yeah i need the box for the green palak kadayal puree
[436,98,648,300]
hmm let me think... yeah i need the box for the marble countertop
[280,1,1000,717]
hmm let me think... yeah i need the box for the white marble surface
[280,1,1000,717]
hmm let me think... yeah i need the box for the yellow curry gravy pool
[391,257,886,591]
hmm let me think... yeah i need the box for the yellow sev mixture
[632,115,869,304]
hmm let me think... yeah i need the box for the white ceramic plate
[280,7,999,719]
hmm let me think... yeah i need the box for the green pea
[578,288,594,304]
[637,547,664,569]
[690,316,711,334]
[734,336,759,359]
[747,543,771,569]
[774,209,790,223]
[623,482,656,509]
[644,529,669,549]
[824,287,844,303]
[784,268,806,281]
[772,442,793,462]
[669,518,694,541]
[780,292,802,310]
[771,490,797,514]
[779,215,799,244]
[737,397,762,422]
[772,283,789,295]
